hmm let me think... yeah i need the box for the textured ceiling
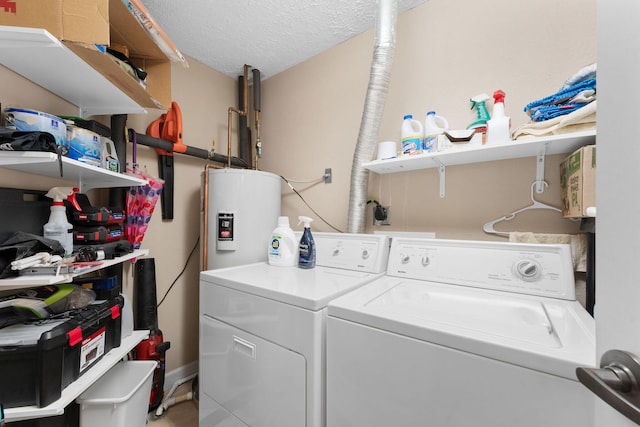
[139,0,425,79]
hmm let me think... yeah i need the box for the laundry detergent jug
[423,111,449,152]
[401,115,424,156]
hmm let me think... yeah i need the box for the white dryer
[199,232,390,427]
[327,238,596,427]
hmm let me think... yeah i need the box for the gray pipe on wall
[347,0,397,233]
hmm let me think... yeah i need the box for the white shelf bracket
[535,144,548,193]
[433,157,446,198]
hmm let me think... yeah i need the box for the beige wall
[0,0,596,372]
[123,58,236,371]
[261,0,596,239]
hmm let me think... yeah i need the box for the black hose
[133,132,249,168]
[111,114,127,174]
[109,114,127,210]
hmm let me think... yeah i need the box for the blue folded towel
[524,78,596,114]
[528,102,590,122]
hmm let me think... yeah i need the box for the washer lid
[200,263,383,311]
[328,276,596,379]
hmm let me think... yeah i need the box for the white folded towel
[513,100,596,139]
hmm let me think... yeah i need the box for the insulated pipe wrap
[238,76,249,163]
[348,0,397,233]
[253,69,261,111]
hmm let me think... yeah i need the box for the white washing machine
[199,232,390,427]
[327,238,596,427]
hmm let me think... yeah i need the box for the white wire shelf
[0,249,149,291]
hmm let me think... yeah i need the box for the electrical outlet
[373,206,391,226]
[324,168,332,184]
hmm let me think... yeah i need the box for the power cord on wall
[367,199,388,222]
[157,236,200,308]
[280,175,344,233]
[156,171,341,308]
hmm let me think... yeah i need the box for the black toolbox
[0,295,123,409]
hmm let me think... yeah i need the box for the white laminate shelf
[4,330,150,422]
[363,130,596,174]
[0,152,147,191]
[0,25,148,117]
[0,249,149,292]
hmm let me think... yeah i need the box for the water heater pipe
[347,0,397,233]
[227,65,250,168]
[238,74,250,167]
[253,68,262,169]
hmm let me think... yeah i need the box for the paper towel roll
[376,141,398,160]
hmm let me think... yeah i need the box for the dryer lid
[200,263,383,311]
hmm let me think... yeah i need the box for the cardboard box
[0,0,109,45]
[560,145,596,218]
[0,0,170,109]
[108,0,171,108]
[64,0,171,109]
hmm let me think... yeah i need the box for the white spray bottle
[297,216,316,269]
[44,187,78,257]
[486,90,512,144]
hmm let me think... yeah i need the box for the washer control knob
[333,248,340,256]
[515,259,541,281]
[401,255,410,264]
[421,256,430,267]
[362,249,370,259]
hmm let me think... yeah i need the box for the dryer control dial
[514,259,541,282]
[361,249,370,259]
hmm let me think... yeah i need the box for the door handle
[232,335,256,359]
[576,349,640,425]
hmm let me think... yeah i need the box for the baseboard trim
[164,360,199,392]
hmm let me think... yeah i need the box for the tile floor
[146,381,198,427]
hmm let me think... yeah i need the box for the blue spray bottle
[298,216,316,269]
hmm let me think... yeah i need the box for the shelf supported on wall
[535,143,548,193]
[433,157,446,198]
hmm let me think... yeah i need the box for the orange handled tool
[147,101,184,219]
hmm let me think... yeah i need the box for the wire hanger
[482,181,562,237]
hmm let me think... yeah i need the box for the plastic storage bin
[76,360,156,427]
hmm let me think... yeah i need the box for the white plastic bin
[76,360,156,427]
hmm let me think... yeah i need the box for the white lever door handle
[576,349,640,425]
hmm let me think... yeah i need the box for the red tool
[133,328,171,411]
[147,101,184,220]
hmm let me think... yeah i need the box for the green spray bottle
[466,93,491,130]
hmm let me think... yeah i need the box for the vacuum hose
[347,0,397,233]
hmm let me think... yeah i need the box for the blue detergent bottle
[298,216,316,269]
